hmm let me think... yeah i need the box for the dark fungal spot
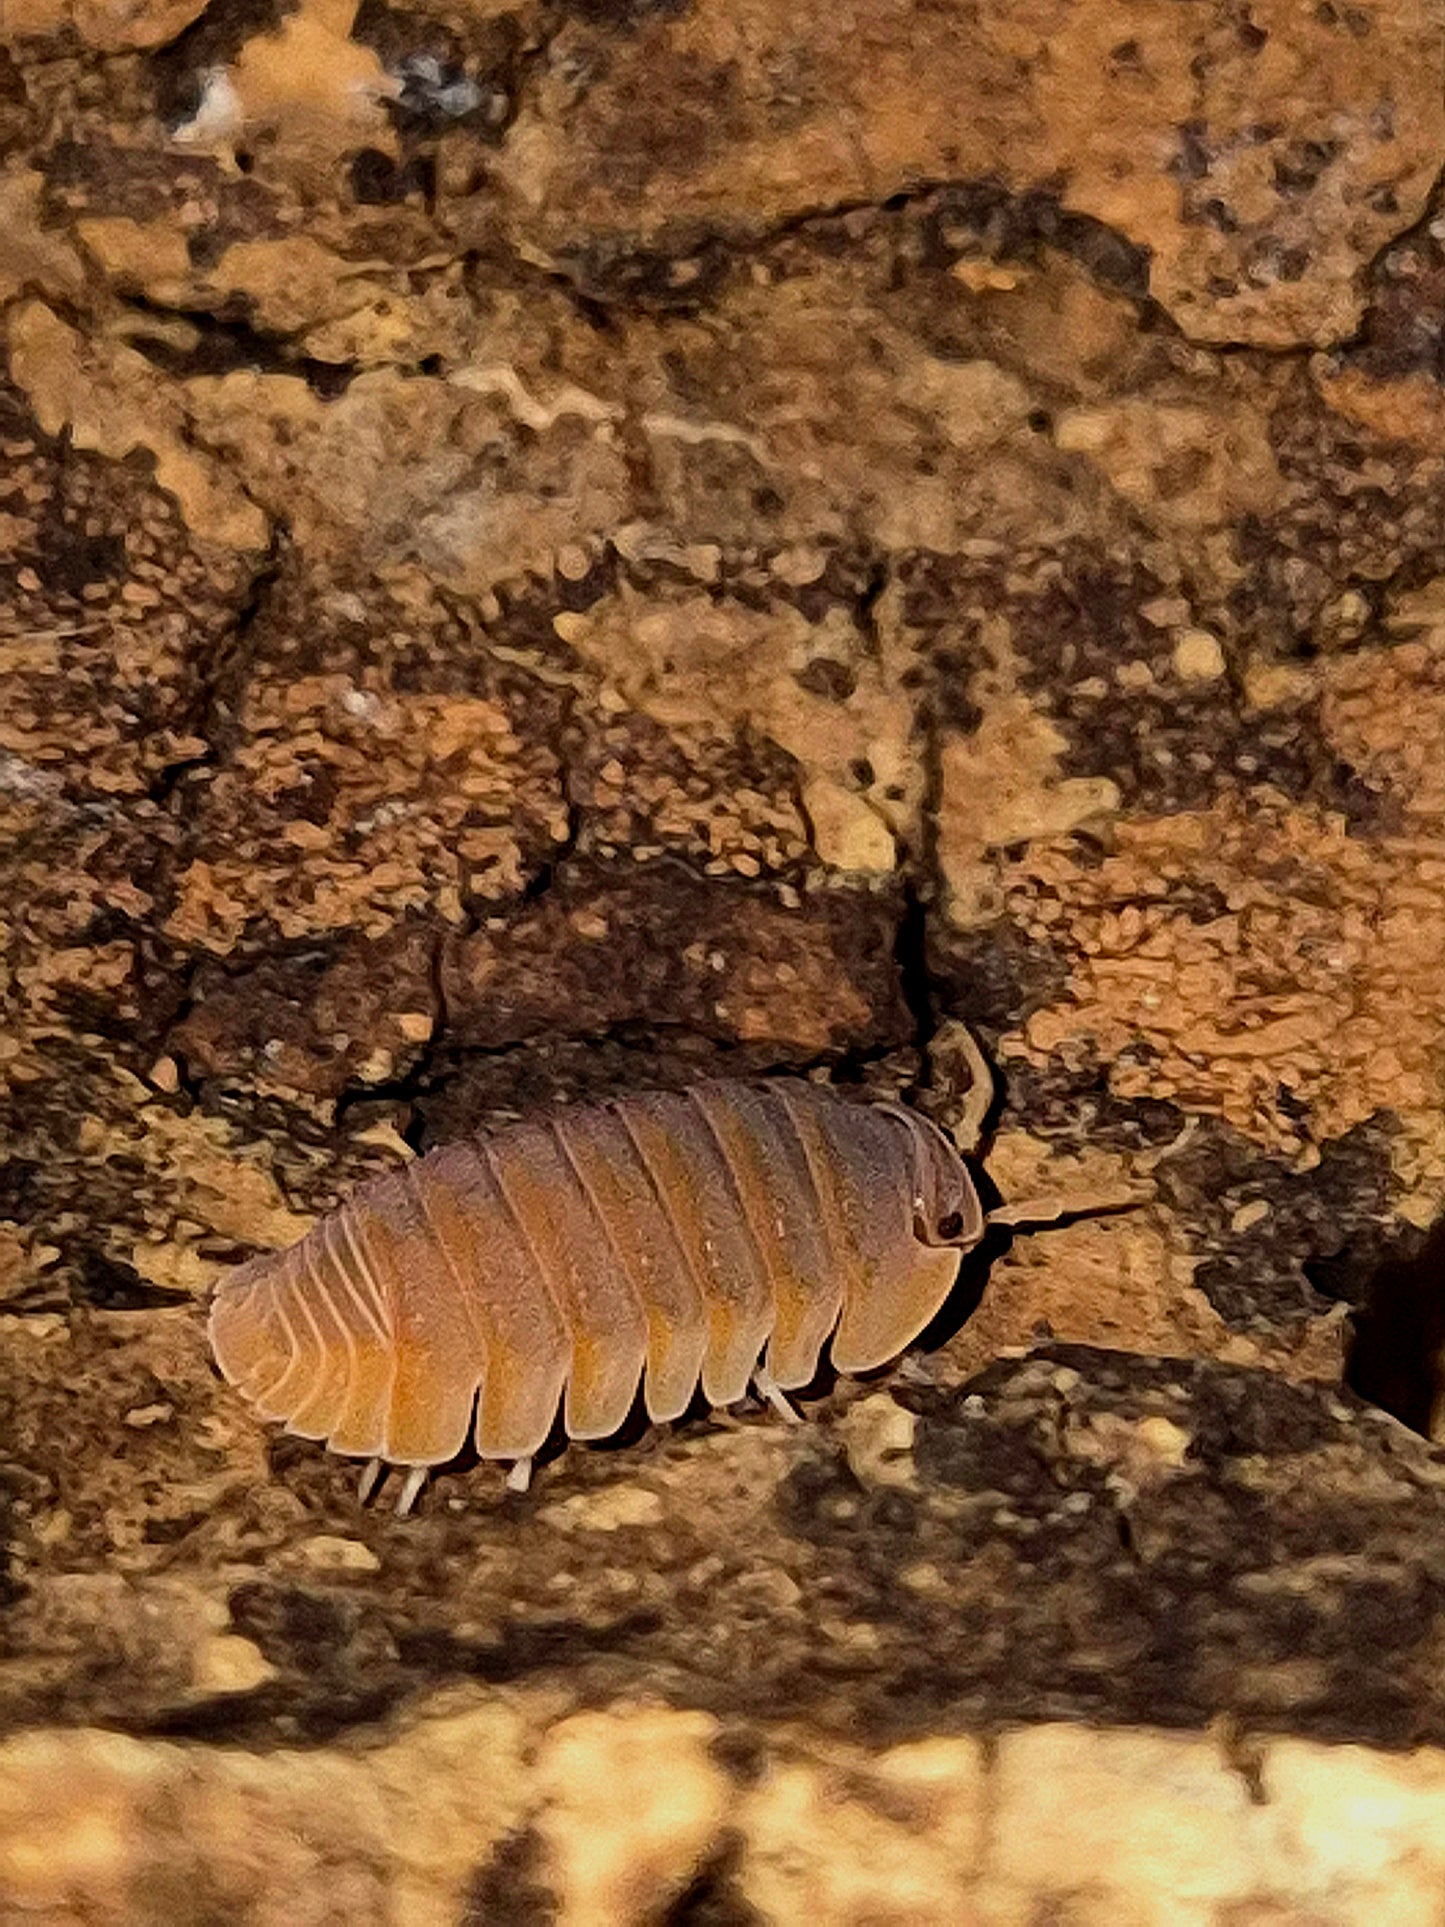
[1155,1112,1398,1332]
[550,0,691,24]
[556,232,734,314]
[461,1828,557,1927]
[662,1839,763,1926]
[350,147,431,204]
[795,657,857,701]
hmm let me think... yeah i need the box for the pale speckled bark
[2,0,1445,1914]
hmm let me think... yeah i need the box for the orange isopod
[208,1078,988,1512]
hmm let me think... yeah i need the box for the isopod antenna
[985,1189,1154,1234]
[925,1018,1156,1234]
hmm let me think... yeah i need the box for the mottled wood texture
[7,0,1445,1911]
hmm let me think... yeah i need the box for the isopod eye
[935,1211,965,1241]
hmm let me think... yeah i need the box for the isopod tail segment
[208,1038,1153,1518]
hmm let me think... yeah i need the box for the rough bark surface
[3,0,1445,1917]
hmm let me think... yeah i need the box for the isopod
[210,1058,1032,1515]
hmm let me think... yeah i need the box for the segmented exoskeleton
[209,1075,992,1513]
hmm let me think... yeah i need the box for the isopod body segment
[208,1079,984,1488]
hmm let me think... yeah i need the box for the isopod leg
[506,1457,533,1494]
[752,1366,802,1424]
[394,1466,428,1516]
[357,1457,385,1504]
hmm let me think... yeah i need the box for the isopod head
[825,1100,984,1376]
[895,1103,987,1248]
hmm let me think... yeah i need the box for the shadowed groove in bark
[1342,1209,1445,1437]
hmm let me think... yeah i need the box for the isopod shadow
[912,1220,1012,1355]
